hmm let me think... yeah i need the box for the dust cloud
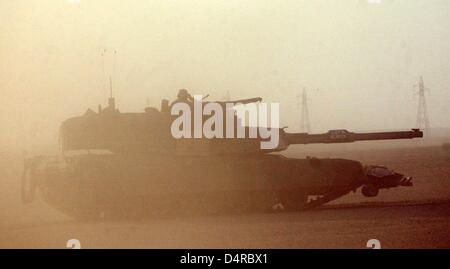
[1,0,450,249]
[1,0,450,152]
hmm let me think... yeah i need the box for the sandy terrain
[1,143,449,249]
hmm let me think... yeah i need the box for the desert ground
[1,140,449,249]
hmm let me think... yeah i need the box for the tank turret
[58,92,423,156]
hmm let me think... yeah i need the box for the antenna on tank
[112,49,117,97]
[109,75,113,99]
[99,48,118,110]
[101,48,107,105]
[108,75,115,110]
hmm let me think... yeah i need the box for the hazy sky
[1,0,449,150]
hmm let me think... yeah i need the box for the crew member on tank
[170,89,194,107]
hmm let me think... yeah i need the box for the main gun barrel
[216,97,263,109]
[284,129,423,145]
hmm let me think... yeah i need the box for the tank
[21,91,423,219]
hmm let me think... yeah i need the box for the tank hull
[24,153,374,219]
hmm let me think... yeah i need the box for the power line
[297,88,311,133]
[414,76,431,134]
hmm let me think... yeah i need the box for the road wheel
[362,184,379,197]
[280,191,307,212]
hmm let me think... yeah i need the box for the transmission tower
[414,76,430,133]
[297,88,311,133]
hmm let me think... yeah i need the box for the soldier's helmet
[177,89,191,99]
